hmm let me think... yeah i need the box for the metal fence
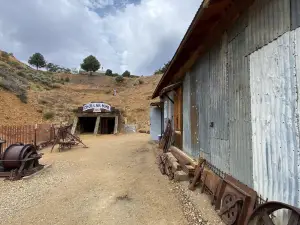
[0,124,55,152]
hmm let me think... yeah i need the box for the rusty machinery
[0,143,43,180]
[51,124,87,152]
[215,175,257,225]
[186,158,300,225]
[246,202,300,225]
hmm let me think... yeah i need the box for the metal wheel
[247,202,300,225]
[219,193,242,225]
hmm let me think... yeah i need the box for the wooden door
[174,86,183,149]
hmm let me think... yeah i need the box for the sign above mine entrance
[83,103,111,112]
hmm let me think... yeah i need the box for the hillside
[0,50,162,131]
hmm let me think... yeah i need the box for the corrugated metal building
[151,0,300,213]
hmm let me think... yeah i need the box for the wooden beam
[94,116,101,135]
[114,116,118,134]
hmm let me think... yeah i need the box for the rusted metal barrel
[2,144,36,169]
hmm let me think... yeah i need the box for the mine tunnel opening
[100,117,115,134]
[79,117,97,133]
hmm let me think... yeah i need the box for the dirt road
[0,134,187,225]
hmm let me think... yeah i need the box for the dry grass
[0,50,162,129]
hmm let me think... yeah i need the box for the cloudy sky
[0,0,200,75]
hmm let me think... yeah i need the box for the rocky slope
[0,50,161,131]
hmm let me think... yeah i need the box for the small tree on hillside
[28,53,46,70]
[81,55,100,76]
[122,70,131,77]
[105,69,113,76]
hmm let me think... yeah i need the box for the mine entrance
[100,117,115,134]
[79,117,97,133]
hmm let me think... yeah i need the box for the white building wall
[250,28,300,222]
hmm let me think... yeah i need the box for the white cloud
[80,0,114,9]
[0,0,200,75]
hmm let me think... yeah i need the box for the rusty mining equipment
[0,142,43,180]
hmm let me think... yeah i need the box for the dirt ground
[0,134,188,225]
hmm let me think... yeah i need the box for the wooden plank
[170,146,197,167]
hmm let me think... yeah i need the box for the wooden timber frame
[161,83,183,149]
[71,103,120,135]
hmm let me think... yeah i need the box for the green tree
[28,53,46,70]
[115,75,124,83]
[154,60,170,74]
[105,69,113,76]
[80,55,100,75]
[122,70,131,77]
[46,63,60,72]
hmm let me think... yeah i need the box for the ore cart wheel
[219,193,242,225]
[247,202,300,225]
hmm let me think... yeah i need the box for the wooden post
[71,117,79,135]
[94,116,101,135]
[114,116,118,134]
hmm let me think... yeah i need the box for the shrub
[51,83,62,88]
[1,51,9,59]
[38,98,48,105]
[65,77,70,82]
[0,75,28,103]
[122,70,131,77]
[0,61,10,68]
[138,79,144,84]
[7,60,22,69]
[16,91,28,103]
[105,69,113,76]
[43,111,55,120]
[115,75,124,83]
[17,71,25,77]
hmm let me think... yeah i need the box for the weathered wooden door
[174,86,183,149]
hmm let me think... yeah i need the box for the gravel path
[0,134,187,225]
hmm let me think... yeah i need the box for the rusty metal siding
[190,61,201,158]
[250,29,300,211]
[183,73,192,156]
[247,0,291,55]
[193,53,210,159]
[291,0,300,30]
[207,37,230,173]
[228,29,253,187]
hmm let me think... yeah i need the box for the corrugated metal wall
[228,30,253,187]
[290,0,300,30]
[208,37,230,173]
[180,0,300,191]
[183,73,192,156]
[150,107,162,141]
[190,63,201,158]
[194,52,210,159]
[291,0,300,30]
[250,28,300,216]
[247,0,291,55]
